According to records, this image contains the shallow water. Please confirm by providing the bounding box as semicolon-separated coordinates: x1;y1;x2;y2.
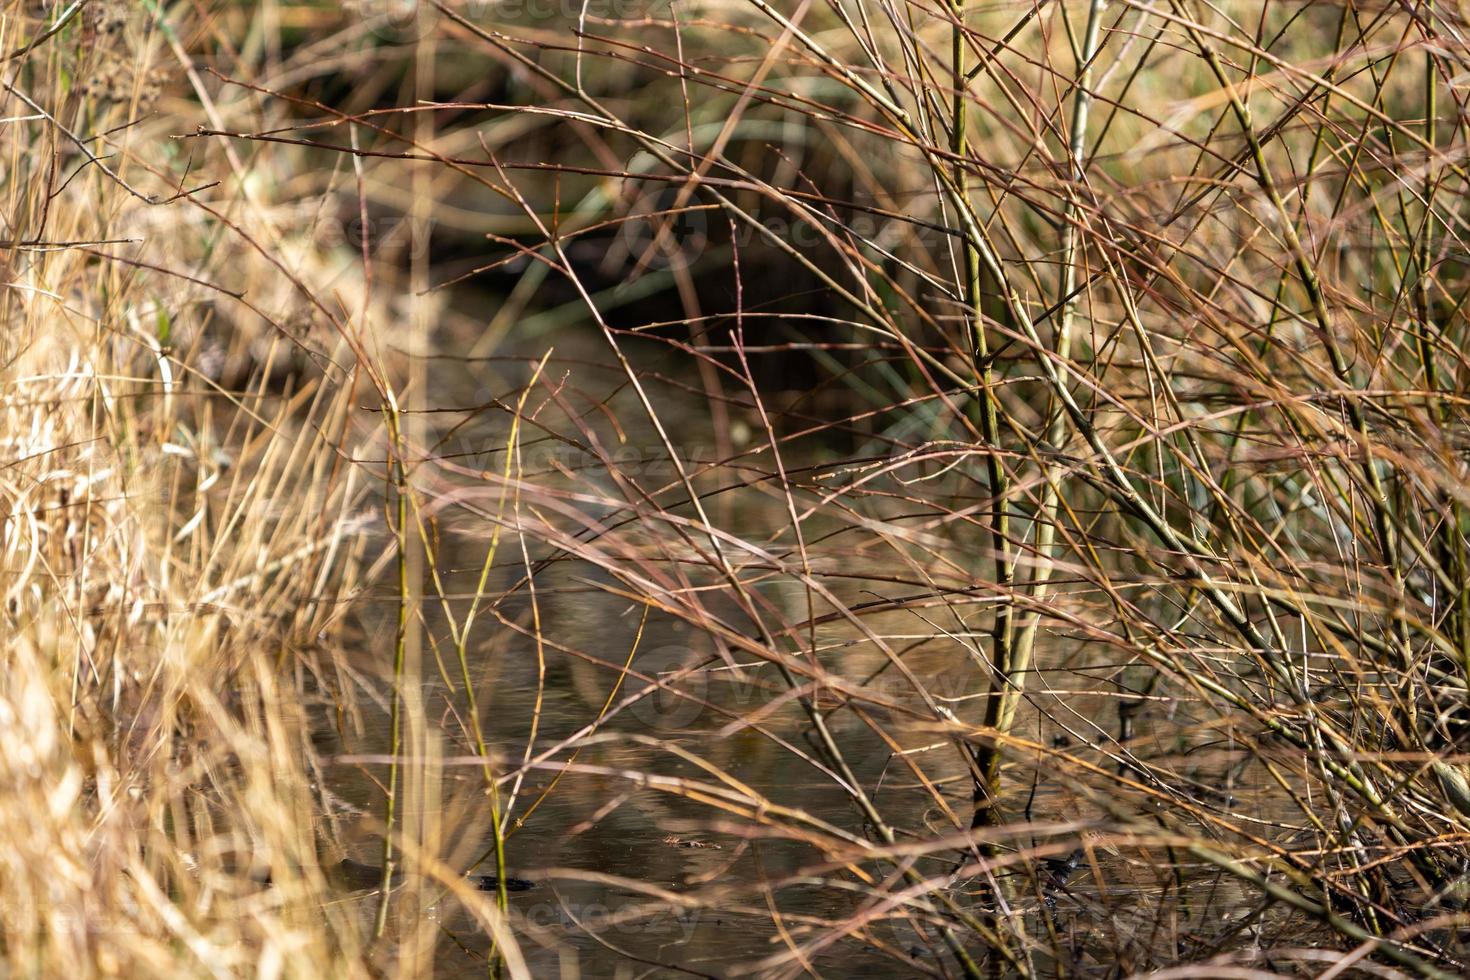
312;313;1328;977
321;537;957;974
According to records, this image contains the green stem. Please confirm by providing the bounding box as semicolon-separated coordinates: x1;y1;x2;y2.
989;0;1107;784
374;434;409;939
949;0;1016;834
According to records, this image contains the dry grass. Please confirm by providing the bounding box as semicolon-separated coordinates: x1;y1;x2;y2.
0;1;383;974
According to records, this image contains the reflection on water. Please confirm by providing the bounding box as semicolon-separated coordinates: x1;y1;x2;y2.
312;320;1321;976
323;533;938;975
